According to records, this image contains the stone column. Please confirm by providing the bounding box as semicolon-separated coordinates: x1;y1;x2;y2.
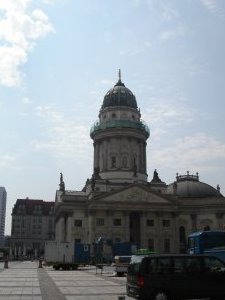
105;139;109;171
93;141;97;169
140;212;147;248
88;210;96;245
143;142;147;173
67;215;73;242
64;214;68;242
96;141;100;169
123;211;130;243
14;247;17;258
216;213;224;230
155;212;162;253
23;244;26;256
172;212;179;253
190;214;197;232
139;141;143;173
59;216;65;242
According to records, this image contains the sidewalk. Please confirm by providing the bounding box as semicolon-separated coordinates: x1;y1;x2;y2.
0;261;132;300
0;261;41;299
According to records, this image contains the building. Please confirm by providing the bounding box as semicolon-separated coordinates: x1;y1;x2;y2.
54;72;225;254
0;187;7;248
10;198;55;258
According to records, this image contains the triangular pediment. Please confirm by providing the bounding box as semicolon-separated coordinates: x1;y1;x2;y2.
94;185;173;205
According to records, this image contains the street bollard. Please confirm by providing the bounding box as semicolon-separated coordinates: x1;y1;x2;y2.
38;259;42;268
4;260;8;269
118;296;125;300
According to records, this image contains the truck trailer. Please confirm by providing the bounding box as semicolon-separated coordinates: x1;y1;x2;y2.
45;241;90;270
188;230;225;262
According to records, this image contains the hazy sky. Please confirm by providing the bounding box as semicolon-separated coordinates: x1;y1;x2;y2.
1;0;225;235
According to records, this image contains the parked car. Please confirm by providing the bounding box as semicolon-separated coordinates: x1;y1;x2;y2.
127;254;225;300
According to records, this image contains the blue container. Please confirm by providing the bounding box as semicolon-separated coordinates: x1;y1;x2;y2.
74;243;90;264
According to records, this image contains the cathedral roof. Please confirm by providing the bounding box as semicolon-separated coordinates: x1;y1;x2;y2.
167;172;222;198
101;70;137;110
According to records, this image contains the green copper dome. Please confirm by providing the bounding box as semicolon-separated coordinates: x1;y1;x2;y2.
101;72;137;110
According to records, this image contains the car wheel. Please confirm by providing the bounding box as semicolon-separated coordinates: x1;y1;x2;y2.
152;291;170;300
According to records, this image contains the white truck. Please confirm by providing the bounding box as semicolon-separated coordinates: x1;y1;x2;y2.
44;241;90;270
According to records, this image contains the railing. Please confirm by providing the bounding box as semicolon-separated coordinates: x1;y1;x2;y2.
176;172;199;182
90;119;150;136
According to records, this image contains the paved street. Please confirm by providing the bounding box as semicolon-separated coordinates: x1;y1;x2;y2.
0;261;132;300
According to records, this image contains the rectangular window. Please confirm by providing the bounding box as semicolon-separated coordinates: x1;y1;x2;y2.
75;239;81;244
113;218;121;226
74;219;82;227
96;218;104;226
148;238;155;251
164;238;171;253
162;219;171;227
147;219;154;227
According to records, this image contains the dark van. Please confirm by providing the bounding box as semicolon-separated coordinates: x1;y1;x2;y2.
127;254;225;300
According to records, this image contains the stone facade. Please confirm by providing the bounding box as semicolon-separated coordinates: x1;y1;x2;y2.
54;73;225;255
10;198;55;258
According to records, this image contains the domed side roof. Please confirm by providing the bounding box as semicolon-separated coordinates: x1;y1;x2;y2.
101;74;137;109
167;179;220;198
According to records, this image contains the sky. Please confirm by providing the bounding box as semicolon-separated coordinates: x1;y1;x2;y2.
0;0;225;235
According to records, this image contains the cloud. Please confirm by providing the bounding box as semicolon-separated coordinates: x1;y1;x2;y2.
142;98;195;138
0;154;15;167
0;0;54;87
21;96;32;104
160;26;186;41
131;0;142;8
200;0;225;17
41;0;56;4
32;106;92;160
119;41;152;57
181;57;208;76
99;79;114;85
161;4;179;21
149;133;225;171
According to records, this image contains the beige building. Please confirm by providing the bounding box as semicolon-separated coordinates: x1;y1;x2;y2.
55;73;224;254
10;198;55;258
0;187;7;247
